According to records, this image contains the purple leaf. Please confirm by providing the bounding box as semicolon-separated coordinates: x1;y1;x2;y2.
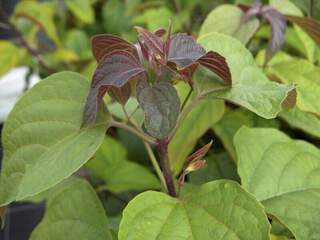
168;33;206;67
135;26;165;62
83;50;146;125
154;28;166;37
198;51;232;85
168;34;231;85
91;34;136;62
262;7;287;65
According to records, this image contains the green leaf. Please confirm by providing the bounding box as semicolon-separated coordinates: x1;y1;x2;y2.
102;0;131;35
65;30;91;59
270;235;289;240
30;178;113;240
86;136;160;193
199;5;260;44
189;153;239;185
293;25;317;63
65;0;95;24
14;1;59;44
280;107;320;138
0;41;24;76
137;80;180;139
235;126;320;240
133;7;183;32
0;71;110;206
198;33;296;119
169;98;225;175
268;59;320;114
119;180;270;240
213;108;280;160
269;0;303;16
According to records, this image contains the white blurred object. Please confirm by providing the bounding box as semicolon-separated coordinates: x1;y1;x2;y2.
0;67;40;123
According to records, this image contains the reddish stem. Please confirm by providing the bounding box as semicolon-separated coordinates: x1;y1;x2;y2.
156;138;177;197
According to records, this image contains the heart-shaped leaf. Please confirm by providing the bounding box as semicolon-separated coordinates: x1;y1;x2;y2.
30;178;113;240
0;71;110;206
118;180;270;240
198;32;295;119
137;80;180;139
235;126;320;240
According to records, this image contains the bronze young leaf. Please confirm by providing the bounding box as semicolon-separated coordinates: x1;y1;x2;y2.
83;50;146;125
82;25;231;126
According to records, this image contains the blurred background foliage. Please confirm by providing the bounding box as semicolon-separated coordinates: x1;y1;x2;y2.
0;0;320;238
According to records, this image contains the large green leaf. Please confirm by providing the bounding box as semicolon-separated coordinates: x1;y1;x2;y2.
86;136;160;193
119;180;270;240
235;126;320;240
30;178;113;240
279;107;320;138
197;33;296;119
199;5;260;44
0;71;110;206
65;0;95;24
267;59;320;115
169;98;225;174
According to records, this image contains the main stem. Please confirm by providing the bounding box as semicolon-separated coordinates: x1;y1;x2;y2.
156;138;177;197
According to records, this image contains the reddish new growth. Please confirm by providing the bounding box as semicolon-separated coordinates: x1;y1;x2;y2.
82;24;231;126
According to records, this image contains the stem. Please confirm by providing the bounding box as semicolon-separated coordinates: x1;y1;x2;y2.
0;8;54;73
143;142;167;190
110;120;156;145
180;85;193;111
156;138;177;197
169;86;229;141
169;95;201;141
309;0;315;18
